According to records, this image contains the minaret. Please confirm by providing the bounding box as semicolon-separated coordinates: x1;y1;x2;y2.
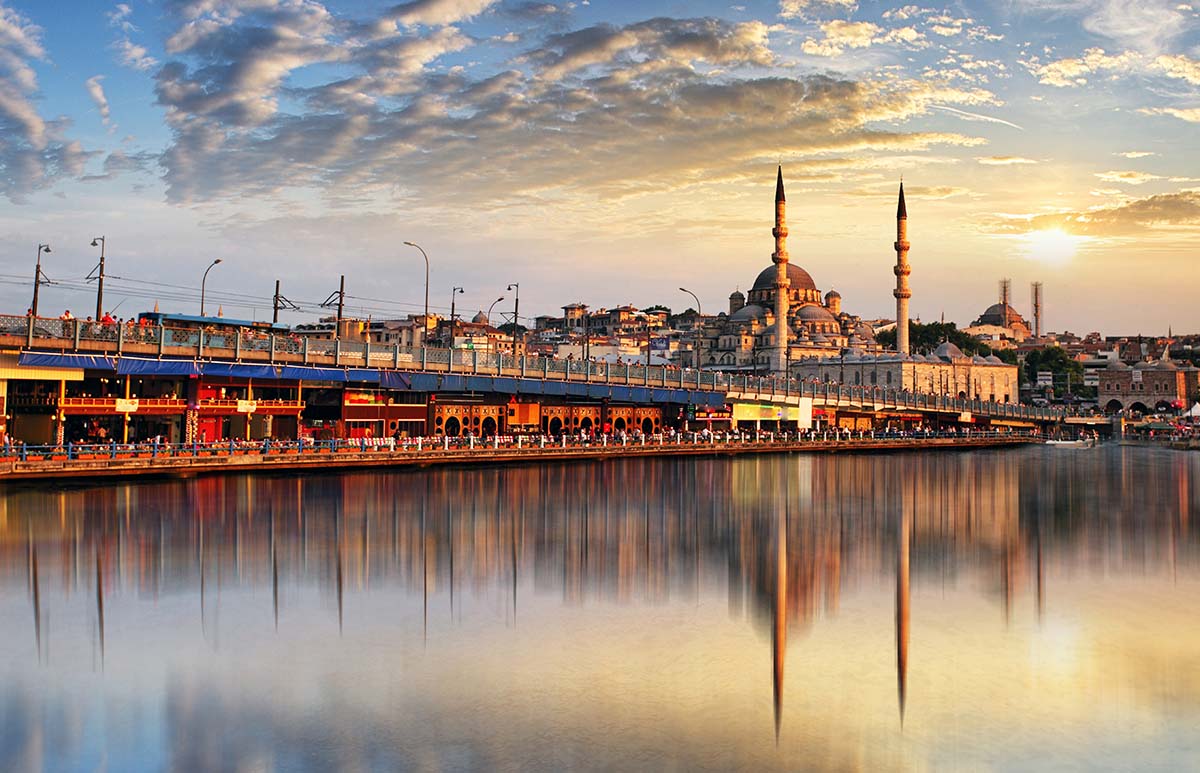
772;166;791;374
893;182;911;356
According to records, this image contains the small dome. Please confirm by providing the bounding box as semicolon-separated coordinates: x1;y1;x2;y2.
825;289;841;300
854;322;877;340
471;310;489;324
985;354;1005;365
751;263;818;293
729;289;745;301
1106;359;1131;370
976;302;1029;328
796;304;835;322
1134;361;1155;370
729;303;767;323
933;342;966;361
908;353;926;363
1156;359;1178;370
972;355;988;364
810;332;829;344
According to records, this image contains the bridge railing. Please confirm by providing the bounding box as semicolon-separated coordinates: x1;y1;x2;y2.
2;313;1066;420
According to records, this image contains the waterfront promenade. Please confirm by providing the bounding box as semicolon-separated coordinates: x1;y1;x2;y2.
0;431;1038;482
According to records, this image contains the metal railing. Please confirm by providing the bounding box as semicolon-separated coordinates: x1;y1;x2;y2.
0;314;1065;421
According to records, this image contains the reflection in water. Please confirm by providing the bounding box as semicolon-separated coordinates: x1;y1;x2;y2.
1;447;1199;770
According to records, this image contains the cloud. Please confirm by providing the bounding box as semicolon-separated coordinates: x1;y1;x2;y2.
976;156;1037;165
779;0;857;19
85;75;112;126
992;191;1200;236
1139;106;1200;122
1095;170;1164;184
142;5;991;210
1013;0;1188;56
1116;150;1156;158
116;38;158;70
388;0;499;27
1025;47;1140;87
0;4;92;201
1153;53;1200;84
800;19;926;57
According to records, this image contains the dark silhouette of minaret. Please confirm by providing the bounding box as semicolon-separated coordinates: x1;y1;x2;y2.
773;502;788;741
896;483;911;724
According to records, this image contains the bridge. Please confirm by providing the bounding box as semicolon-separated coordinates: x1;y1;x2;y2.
0;315;1063;438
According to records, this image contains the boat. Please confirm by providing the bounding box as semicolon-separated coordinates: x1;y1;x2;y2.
1045;438;1097;448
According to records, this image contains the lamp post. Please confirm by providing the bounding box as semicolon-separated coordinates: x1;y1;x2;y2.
89;237;106;320
448;286;464;346
506;283;520;355
679;287;702;369
200;259;222;317
403;241;430;345
31;243;50;318
486;296;505;324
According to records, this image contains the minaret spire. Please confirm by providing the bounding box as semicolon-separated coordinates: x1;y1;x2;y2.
893;182;911;356
772;165;790;375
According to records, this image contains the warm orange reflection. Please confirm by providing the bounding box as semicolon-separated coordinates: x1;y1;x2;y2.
0;448;1197;770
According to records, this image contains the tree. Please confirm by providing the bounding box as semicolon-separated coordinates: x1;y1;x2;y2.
876;321;998;357
1023;345;1093;400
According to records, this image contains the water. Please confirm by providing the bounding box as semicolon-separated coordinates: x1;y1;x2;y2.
1;446;1198;772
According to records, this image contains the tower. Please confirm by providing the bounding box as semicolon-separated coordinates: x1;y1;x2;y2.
772;166;791;374
1031;282;1043;338
893;183;911;355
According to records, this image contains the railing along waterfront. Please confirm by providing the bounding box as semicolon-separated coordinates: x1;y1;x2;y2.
0;429;1042;464
1;314;1064;421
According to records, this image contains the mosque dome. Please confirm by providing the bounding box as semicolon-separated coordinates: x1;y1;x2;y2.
729;303;767;323
1156;359;1178;370
853;321;877;340
796;304;835;322
471;310;489;324
976;302;1028;328
729;289;745;303
1106;360;1131;370
985;354;1005;365
1134;361;1155;370
750;263;817;293
932;342;966;361
825;289;841;300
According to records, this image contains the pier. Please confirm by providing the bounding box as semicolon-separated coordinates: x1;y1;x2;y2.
0;432;1038;482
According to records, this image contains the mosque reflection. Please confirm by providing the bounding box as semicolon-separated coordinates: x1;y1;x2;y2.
2;448;1197;739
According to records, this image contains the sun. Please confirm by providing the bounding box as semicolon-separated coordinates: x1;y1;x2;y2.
1017;228;1089;265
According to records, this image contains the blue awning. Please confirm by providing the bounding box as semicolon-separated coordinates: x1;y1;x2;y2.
610;386;632;403
202;362;280;379
566;382;588;397
587;384;610;399
19;352;115;370
117;358;201;376
629;387;650;403
651;389;672;403
543;381;567;396
493;377;518;394
440;375;466;392
278;365;347;382
345;368;381;383
517;378;543;395
380;371;411;390
409;372;439;392
467;376;492;392
705;392;727;408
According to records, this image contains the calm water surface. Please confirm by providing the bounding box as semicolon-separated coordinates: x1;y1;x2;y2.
1;447;1198;772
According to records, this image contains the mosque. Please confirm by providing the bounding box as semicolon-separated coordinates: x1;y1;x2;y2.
697;168;880;371
699;167;1020;403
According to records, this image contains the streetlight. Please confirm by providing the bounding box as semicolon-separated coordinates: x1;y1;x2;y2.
507;283;520;354
89;236;106;320
486;296;505;324
403;241;430;345
679;287;702;369
448;286;464;346
31;243;50;318
200;259;223;317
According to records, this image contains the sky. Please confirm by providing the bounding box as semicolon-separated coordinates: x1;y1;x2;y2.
0;0;1197;334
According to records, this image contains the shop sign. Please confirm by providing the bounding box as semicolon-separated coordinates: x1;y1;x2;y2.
1036;371;1054;387
237;400;257;414
1083;373;1100;387
115;399;139;414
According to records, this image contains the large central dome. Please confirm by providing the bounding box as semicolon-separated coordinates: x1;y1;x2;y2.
750;263;817;293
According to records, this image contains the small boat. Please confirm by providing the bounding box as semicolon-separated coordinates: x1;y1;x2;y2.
1045;438;1097;448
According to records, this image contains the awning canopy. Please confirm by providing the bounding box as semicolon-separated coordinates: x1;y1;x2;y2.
20;352;115;371
117;358;201;376
202;362;279;379
278;365;347;382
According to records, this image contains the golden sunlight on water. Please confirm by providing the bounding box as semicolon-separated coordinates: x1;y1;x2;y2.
0;446;1197;771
